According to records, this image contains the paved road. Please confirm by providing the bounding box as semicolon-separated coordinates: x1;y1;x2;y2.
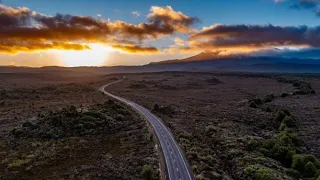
99;80;194;180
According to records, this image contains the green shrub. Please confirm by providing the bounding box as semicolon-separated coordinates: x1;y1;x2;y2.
246;139;261;151
261;132;299;166
278;122;288;132
285;169;300;179
292;154;320;178
282;116;295;127
80;115;98;122
274;110;286;123
244;166;277;180
304;162;317;178
256;168;277;180
82;111;104;119
141;165;153;180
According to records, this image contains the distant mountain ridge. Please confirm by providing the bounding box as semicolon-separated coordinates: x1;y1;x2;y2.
2;52;320;74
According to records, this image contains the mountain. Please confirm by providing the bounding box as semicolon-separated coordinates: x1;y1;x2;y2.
150;51;247;64
2;52;320;74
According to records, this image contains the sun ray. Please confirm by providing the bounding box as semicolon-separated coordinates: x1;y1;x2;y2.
57;44;113;67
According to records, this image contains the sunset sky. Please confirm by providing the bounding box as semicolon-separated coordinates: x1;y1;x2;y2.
1;0;320;67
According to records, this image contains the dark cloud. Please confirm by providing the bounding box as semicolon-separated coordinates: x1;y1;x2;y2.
188;24;320;51
0;5;198;54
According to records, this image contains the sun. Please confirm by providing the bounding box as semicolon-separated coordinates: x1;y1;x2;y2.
57;43;113;67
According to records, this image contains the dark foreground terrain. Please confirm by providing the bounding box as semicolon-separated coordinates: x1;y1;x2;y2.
106;72;320;180
1;70;320;180
0;72;159;180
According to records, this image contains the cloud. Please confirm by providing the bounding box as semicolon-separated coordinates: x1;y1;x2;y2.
112;45;159;54
0;5;198;54
131;11;141;17
171;24;320;55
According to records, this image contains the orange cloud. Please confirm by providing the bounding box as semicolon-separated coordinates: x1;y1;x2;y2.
112;45;160;54
0;5;198;54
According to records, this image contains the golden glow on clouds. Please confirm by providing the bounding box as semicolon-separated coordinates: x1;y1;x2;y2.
57;44;113;67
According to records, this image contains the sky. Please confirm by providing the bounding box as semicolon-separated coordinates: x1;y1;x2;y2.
1;0;320;67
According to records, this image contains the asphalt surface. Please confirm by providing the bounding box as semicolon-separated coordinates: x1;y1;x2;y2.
99;80;194;180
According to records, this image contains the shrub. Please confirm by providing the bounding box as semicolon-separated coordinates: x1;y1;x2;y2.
274;110;286;123
256;168;277;180
141;165;153;180
263;94;275;103
285;169;300;179
265;107;272;112
292;154;320;178
282;116;295;127
278;122;288;132
249;101;258;108
304;162;317;178
250;98;263;105
80;115;98;122
261;132;299;166
244;166;277;180
205;125;217;135
281;93;289;98
246;139;261;151
82;111;104;119
153;104;159;111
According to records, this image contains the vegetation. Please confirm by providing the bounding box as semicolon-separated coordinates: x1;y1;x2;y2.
259;108;320;179
141;165;153;180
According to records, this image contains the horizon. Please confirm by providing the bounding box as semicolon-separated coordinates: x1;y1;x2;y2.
1;0;320;67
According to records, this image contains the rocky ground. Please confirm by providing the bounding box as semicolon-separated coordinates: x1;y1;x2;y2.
0;72;159;180
107;72;320;180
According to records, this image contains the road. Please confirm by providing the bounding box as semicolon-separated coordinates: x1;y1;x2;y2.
99;80;194;180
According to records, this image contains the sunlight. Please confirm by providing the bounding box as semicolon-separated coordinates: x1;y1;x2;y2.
57;44;113;67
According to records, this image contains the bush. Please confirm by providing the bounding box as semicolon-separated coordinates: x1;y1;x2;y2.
244;166;277;180
265;107;272;112
274;110;286;123
304;162;317;178
249;101;258;108
205;125;217;135
82;111;104;119
282;116;295;127
261;132;299;166
285;169;300;179
292;154;320;178
141;165;153;180
263;94;275;103
153;104;159;111
281;93;289;98
249;98;263;105
256;168;277;180
278;122;288;132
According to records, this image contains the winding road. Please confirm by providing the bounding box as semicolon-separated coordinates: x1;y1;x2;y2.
99;80;194;180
